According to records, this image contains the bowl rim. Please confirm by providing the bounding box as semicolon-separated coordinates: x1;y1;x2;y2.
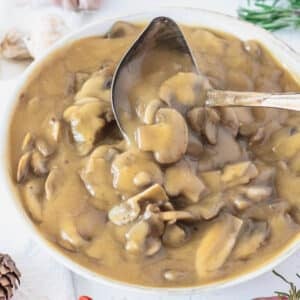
2;6;300;295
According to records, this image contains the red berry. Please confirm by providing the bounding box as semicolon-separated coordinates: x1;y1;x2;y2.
79;296;93;300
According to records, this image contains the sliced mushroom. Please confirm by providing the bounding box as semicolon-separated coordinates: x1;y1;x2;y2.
239;185;272;202
221;161;258;188
159;72;209;112
84;229;121;261
199;170;221;193
74;96;100;106
108;201;137;227
23;178;44;222
133;171;152;188
210;126;243;168
239;123;260;137
108;184;169;226
125;203;165;256
129;183;168;207
142;99;164;125
268;213;298;244
164;160;206;203
260;121;282;145
195;213;243;277
16;151;32;183
219;107;239;136
49;118;61;142
198;155;215;173
289;152;300;174
31;150;49;176
186;107;219;144
204;119;218;144
35;138;55;157
206;108;220;123
63;101;108;155
112;150;163;197
187;107;205;133
231;220;269;260
232;195;252;211
163;269;188;282
58;217;87;251
272;128;300;159
187;133;203;157
143;204;165;236
74;72;90;91
250;127;265;144
162;224;188;248
186;193;224;220
45;168;61;200
75;69;112;102
144;237;162;257
136;108;188;164
76;208;106;241
252;164;275;185
125;220;149;254
234;108;254;125
21;132;34;152
253;107;287;124
125;220;161;256
242;201;290;220
159;210;195;222
276;169;300;208
80;146;120;209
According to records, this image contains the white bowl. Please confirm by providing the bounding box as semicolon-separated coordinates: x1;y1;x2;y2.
1;7;300;295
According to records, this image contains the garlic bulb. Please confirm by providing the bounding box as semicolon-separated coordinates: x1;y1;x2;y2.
24;15;69;58
78;0;101;10
0;29;31;60
50;0;78;10
18;0;101;10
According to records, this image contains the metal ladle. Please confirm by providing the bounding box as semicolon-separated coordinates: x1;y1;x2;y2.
111;16;300;140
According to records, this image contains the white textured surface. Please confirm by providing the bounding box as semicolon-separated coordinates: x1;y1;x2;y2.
0;179;75;300
0;1;299;300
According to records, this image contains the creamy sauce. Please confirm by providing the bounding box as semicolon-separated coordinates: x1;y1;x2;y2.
9;21;300;288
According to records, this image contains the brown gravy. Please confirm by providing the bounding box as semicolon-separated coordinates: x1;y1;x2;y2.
9;21;300;287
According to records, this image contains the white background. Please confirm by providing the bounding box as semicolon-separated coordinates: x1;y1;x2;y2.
0;1;300;299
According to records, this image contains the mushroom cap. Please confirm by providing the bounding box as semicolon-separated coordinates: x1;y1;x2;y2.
23;178;44;222
231;220;269;260
59;217;87;251
80;145;120;210
221;161;258;188
108;201;140;226
159;72;209;112
164;160;206;203
162;224;188;248
75;70;112;103
63;101;109;155
195;213;243;277
108;184;169;226
136;108;188;164
112;150;164;197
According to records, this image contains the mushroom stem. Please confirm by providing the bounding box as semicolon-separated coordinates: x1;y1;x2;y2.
159;210;195;222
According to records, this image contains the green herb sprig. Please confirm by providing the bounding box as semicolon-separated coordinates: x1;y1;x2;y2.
238;0;300;31
273;270;300;299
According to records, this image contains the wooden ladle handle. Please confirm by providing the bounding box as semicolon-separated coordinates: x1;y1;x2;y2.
206;90;300;111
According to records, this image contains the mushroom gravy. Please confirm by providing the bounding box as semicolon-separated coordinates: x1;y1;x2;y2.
9;21;300;287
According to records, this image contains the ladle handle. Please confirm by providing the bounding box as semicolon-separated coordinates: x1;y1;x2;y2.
206;90;300;111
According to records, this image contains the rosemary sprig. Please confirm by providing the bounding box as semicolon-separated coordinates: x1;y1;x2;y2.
238;0;300;31
273;270;300;299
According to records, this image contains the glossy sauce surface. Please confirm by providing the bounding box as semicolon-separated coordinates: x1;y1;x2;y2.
9;21;300;287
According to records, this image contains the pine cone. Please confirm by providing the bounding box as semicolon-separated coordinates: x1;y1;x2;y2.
0;254;21;300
